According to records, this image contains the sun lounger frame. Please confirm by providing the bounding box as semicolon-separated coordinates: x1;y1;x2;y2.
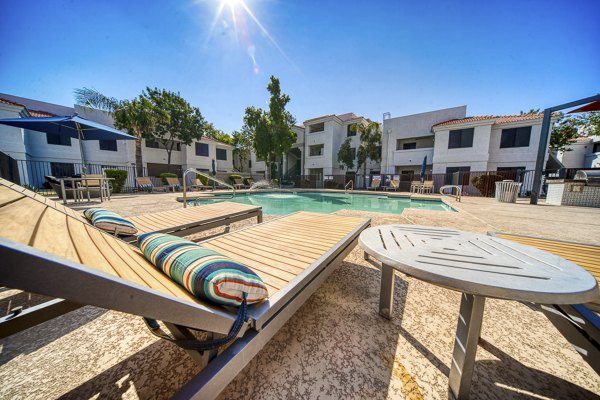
0;194;369;399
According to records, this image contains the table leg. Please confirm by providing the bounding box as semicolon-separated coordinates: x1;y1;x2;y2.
449;293;486;400
379;263;395;319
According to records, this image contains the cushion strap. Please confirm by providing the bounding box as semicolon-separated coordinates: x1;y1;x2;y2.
143;295;248;352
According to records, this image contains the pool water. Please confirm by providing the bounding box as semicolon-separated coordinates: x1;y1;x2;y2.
187;192;454;215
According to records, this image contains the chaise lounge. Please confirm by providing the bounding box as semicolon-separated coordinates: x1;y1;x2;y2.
0;179;370;399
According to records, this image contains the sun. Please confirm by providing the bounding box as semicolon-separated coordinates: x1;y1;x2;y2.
220;0;241;6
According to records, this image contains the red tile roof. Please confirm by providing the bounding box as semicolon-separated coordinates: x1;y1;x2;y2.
0;97;25;107
432;114;546;128
28;109;56;117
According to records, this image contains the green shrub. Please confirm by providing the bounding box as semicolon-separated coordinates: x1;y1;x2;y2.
196;174;209;185
228;174;242;183
159;172;177;185
471;174;504;197
104;169;128;193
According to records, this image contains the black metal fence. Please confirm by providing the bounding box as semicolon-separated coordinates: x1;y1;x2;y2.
285;169;570;198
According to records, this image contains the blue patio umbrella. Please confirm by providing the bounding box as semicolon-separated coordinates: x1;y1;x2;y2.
0;114;135;173
420;155;427;182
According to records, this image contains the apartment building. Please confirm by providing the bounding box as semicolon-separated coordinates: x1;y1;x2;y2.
0;93;234;186
431;114;558;174
249;125;304;177
557;136;600;168
302;112;379;178
380;106;467;175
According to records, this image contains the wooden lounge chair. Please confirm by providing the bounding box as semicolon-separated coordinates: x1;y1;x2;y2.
389;179;400;191
420;180;434;194
232;178;247;190
190;178;210;191
165;177;182;192
0;179;370;399
245;177;255;187
490;232;600;375
136;176;167;193
367;177;381;190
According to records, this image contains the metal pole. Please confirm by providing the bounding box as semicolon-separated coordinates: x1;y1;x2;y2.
75;122;87;176
530;109;552;204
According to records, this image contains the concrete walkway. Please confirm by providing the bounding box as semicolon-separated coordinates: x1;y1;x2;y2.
0;191;598;399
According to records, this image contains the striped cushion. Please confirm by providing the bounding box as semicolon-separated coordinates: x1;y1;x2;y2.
139;183;153;189
137;233;268;306
83;208;138;235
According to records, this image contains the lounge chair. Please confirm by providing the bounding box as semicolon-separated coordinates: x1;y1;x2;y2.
420;180;434;194
190;178;210;191
367;177;381;190
0;178;370;399
136;176;166;193
389;179;400;191
232;178;247;190
246;177;255;187
490;232;600;375
165;177;182;192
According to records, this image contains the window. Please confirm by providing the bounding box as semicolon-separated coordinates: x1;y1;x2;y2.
249;160;252;168
448;128;474;149
496;166;525;172
309;144;324;156
594;143;600;153
50;162;75;177
99;140;117;151
145;139;181;151
403;142;417;150
216;148;228;160
347;124;356;137
500;126;531;148
46;133;71;146
309;123;325;133
496;166;525;180
195;142;209;156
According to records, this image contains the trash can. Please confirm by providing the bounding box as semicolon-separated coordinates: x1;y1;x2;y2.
495;180;522;203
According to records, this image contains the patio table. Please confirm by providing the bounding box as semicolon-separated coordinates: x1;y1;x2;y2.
59;177;114;205
359;224;599;400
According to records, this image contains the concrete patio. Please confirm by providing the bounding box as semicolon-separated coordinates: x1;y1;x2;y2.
0;191;599;399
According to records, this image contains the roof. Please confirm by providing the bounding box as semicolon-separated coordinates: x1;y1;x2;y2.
0;93;74;116
432;114;547;128
28;109;56;117
304;112;364;124
0;97;25;108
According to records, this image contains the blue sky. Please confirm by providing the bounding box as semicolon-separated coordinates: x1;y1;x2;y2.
1;0;599;133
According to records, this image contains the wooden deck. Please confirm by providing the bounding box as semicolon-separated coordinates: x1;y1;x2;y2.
498;233;600;310
0;179;367;304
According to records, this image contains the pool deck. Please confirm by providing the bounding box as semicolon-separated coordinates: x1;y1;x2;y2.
1;190;599;399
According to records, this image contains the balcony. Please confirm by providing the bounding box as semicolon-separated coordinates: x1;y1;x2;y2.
390;147;434;166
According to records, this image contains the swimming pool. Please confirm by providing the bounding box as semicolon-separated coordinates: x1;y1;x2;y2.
185;192;454;215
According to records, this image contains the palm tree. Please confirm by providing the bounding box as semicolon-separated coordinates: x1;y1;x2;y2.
74;88;147;176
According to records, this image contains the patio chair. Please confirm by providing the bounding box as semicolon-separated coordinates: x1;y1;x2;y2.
389;179;400;191
245;177;255;187
421;180;434;194
0;178;370;400
165;177;182;192
136;176;166;193
410;180;422;193
490;232;600;375
367;177;381;190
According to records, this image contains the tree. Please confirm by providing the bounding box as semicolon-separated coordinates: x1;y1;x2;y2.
205;122;233;145
337;138;355;172
232;129;252;172
550;117;579;152
575;112;600;137
243;76;296;180
354;121;382;187
520;109;541;115
142;88;206;170
74;88;149;176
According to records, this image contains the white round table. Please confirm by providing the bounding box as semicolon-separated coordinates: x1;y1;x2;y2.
359;224;599;400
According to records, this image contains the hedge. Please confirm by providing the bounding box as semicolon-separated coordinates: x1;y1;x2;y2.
104;169;128;193
159;172;178;185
